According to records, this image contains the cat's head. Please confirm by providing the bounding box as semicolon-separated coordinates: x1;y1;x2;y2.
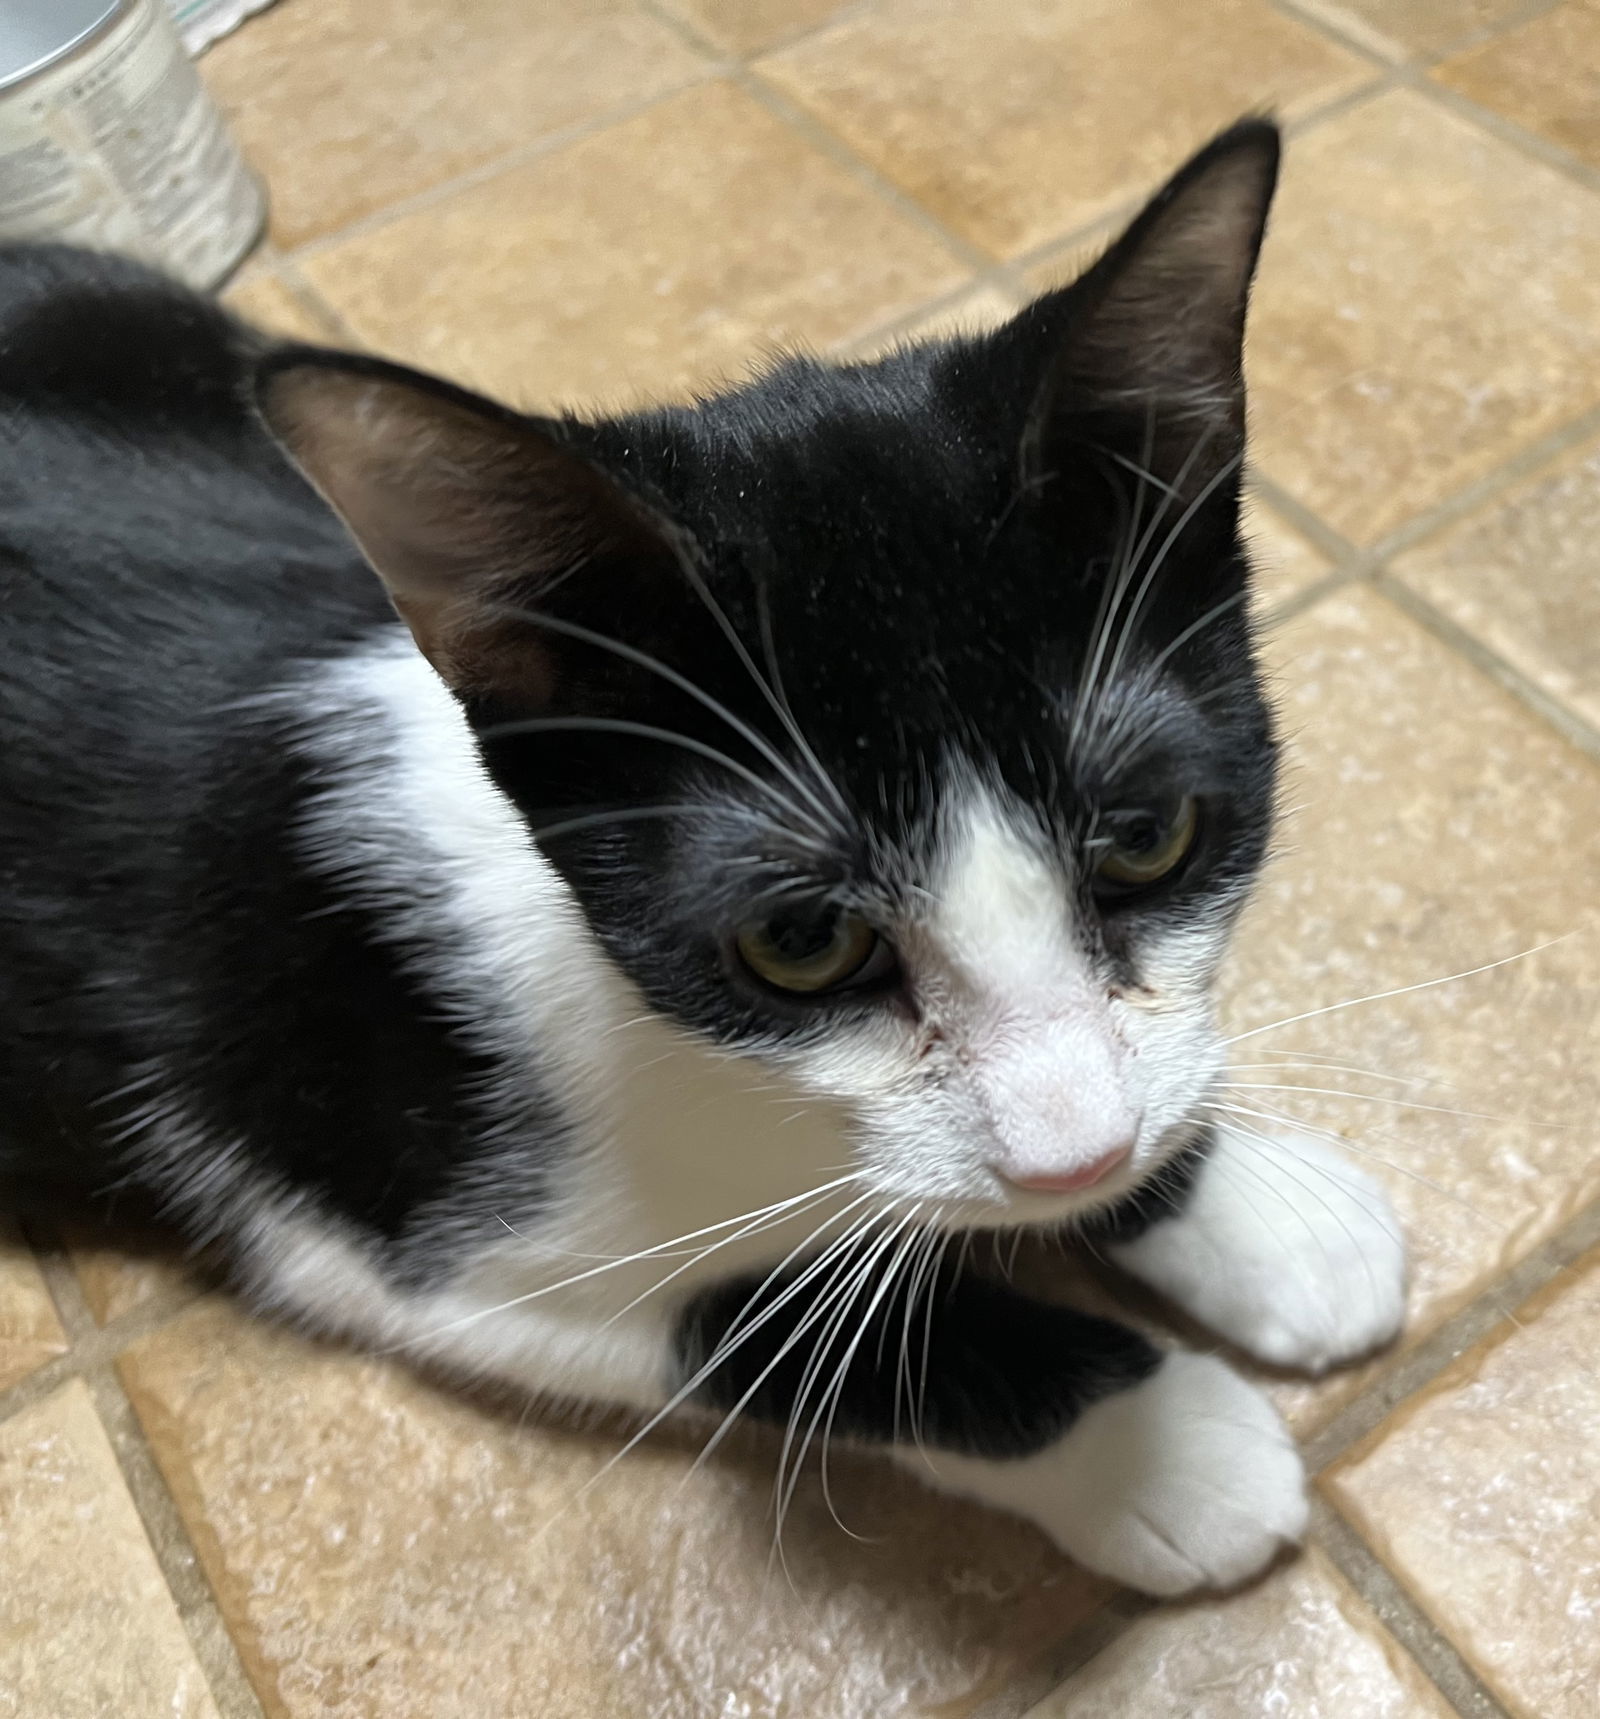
259;121;1281;1233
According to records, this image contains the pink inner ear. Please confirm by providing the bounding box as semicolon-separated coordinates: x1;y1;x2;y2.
1022;122;1275;490
260;361;686;704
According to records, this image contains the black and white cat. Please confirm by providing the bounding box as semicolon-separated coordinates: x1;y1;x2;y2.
0;121;1405;1595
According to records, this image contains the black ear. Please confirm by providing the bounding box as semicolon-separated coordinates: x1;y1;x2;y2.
256;351;683;706
1022;119;1280;496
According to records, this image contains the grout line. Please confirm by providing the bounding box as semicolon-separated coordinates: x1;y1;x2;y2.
745;49;1399;351
1365;427;1579;558
273;255;364;347
1247;469;1366;569
1403;68;1600;195
30;1229;100;1346
1420;0;1570;64
219;235;281;294
1251;395;1600;632
634;0;745;60
0;1348;84;1429
1013;1189;1600;1715
16;1232;267;1716
1006;69;1397;293
1006;214;1119;291
1313;1501;1516;1719
831;270;1025;357
1269;0;1566;69
1266;0;1413;66
31;1230;209;1355
633;0;988;273
644;0;874;63
82;1362;271;1719
278;70;725;268
1305;1193;1600;1475
0;1230;206;1430
1262;564;1363;627
732;66;992;271
1373;577;1600;765
970;1597;1156;1719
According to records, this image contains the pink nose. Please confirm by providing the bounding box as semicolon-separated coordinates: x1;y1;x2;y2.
1004;1146;1131;1196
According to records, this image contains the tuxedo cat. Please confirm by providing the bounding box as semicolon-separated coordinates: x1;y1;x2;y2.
0;120;1405;1595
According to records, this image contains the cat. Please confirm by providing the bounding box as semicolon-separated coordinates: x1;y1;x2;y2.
0;118;1406;1596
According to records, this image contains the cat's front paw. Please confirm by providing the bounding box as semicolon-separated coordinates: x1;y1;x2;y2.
1111;1124;1407;1373
914;1354;1307;1595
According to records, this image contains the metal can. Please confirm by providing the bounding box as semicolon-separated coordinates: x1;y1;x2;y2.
0;0;265;289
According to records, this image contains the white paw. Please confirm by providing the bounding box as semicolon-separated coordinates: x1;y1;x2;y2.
1110;1125;1407;1373
904;1354;1307;1596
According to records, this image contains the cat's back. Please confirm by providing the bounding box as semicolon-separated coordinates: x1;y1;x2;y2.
0;248;432;1204
0;244;394;799
0;244;382;654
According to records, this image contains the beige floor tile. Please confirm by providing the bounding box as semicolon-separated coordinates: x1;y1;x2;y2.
1288;0;1543;60
302;81;966;409
0;1228;67;1393
0;1380;220;1718
1019;233;1114;298
1024;1546;1453;1716
759;0;1371;258
223;272;341;343
1435;0;1600;169
850;280;1023;356
1390;431;1600;734
121;1302;1102;1719
660;0;861;56
1216;588;1600;1399
1326;1249;1600;1718
70;1236;191;1328
1244;491;1335;611
1249;91;1600;544
201;0;709;248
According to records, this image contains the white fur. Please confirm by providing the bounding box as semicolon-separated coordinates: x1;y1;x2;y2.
808;779;1232;1226
896;1353;1307;1595
245;1208;673;1412
226;640;870;1395
204;646;1253;1391
281;648;1239;1275
1109;1123;1408;1372
116;637;1357;1597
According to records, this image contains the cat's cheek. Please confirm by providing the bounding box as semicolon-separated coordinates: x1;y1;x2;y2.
896;1353;1307;1595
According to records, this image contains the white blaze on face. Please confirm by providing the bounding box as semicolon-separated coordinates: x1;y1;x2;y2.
923;784;1141;1188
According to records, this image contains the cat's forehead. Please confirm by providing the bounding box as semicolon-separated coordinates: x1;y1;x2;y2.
921;778;1076;980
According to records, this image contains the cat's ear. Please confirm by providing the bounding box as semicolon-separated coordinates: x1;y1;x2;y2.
1021;118;1280;494
256;352;682;704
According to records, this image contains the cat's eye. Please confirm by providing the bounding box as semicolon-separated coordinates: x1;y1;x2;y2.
735;907;883;995
1092;795;1200;893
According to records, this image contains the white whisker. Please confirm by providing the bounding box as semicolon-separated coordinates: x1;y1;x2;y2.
1224;936;1576;1048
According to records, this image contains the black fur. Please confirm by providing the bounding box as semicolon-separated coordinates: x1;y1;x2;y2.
677;1257;1162;1459
0;247;547;1250
1;119;1281;1468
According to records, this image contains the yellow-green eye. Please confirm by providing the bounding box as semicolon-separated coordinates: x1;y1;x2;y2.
1093;795;1200;891
735;908;881;994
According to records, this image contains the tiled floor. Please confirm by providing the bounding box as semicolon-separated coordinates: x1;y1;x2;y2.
2;1;1598;1714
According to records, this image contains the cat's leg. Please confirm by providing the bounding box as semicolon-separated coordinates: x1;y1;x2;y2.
1088;1123;1407;1373
675;1264;1306;1595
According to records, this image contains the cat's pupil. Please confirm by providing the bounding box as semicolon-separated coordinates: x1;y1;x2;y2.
765;907;839;961
1122;816;1163;854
